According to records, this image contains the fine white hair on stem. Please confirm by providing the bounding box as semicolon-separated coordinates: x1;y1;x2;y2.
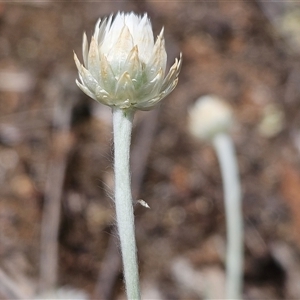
113;108;140;299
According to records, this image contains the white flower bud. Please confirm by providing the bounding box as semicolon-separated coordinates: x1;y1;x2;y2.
188;95;233;140
74;12;182;111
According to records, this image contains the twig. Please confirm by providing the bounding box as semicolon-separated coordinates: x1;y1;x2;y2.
0;268;28;300
38;74;77;293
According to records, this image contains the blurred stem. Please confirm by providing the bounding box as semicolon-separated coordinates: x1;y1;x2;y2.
39;94;74;293
212;133;243;300
112;107;140;300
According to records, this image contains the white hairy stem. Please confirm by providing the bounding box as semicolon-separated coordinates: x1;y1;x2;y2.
213;133;243;300
112;107;140;300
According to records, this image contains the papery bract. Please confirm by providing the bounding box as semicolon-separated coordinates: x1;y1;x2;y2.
74;12;182;110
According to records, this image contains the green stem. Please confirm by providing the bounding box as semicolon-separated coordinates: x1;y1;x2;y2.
112;107;140;300
213;133;243;300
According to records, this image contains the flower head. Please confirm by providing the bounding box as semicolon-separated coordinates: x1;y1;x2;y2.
74;12;182;111
188;95;233;140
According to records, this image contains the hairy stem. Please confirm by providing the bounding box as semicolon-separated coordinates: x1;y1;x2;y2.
213;133;243;300
112;107;140;300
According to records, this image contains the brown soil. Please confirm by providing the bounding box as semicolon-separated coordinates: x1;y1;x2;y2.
1;1;300;299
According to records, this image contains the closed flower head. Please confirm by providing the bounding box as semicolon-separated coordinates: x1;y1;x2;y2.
74;12;182;111
189;95;233;140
